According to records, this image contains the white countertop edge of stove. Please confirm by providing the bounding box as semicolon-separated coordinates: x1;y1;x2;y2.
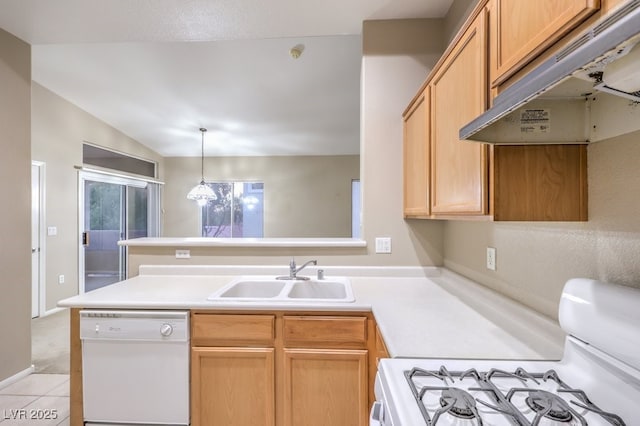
118;237;367;248
57;265;565;361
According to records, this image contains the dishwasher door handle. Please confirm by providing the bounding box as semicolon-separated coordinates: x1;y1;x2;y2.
369;401;383;426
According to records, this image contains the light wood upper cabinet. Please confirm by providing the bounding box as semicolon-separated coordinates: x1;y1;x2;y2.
430;10;489;216
400;2;589;222
490;0;600;87
493;145;588;221
403;87;430;218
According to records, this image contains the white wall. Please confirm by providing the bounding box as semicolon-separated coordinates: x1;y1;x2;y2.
128;19;447;271
444;133;640;319
163;155;359;238
0;28;31;382
360;19;445;265
443;0;478;44
31;83;164;311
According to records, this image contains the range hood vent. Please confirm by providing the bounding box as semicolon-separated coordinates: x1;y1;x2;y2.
461;0;640;144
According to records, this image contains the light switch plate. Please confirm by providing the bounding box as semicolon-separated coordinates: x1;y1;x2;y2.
175;249;191;259
375;237;392;254
486;247;496;271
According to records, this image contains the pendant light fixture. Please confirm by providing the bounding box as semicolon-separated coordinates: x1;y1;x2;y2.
187;127;216;206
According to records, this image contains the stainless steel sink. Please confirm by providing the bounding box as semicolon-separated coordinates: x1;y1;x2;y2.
207;276;354;302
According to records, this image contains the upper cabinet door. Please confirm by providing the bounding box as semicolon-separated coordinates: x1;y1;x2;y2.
403;87;430;218
491;0;600;87
430;9;489;216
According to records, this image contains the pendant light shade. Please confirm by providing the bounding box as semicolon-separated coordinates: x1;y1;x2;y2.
187;128;217;206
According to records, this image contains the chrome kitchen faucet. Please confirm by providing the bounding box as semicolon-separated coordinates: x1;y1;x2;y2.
277;258;317;280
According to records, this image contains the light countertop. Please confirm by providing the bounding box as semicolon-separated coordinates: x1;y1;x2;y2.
118;237;367;248
58;265;565;360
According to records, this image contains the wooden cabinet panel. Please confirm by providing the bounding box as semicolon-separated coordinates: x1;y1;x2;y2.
399;2;590;222
192;313;274;346
493;145;588;221
375;326;390;365
491;0;600;87
70;309;83;426
403;87;430;217
283;315;367;347
191;347;275;426
431;10;489;216
283;349;368;426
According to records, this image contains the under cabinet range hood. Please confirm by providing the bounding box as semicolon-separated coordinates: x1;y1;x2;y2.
461;0;640;144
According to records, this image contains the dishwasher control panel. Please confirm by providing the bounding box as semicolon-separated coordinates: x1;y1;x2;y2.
79;310;189;341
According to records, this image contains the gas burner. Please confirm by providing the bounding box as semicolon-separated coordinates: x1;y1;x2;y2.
524;390;573;422
402;365;629;425
439;388;477;419
507;388;587;425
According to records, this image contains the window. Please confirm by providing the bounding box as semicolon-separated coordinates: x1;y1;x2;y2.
201;182;264;238
83;143;157;178
352;179;361;238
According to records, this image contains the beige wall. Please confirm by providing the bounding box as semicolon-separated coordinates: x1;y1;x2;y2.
31;83;164;311
129;19;447;270
163;155;359;238
0;29;31;381
444;132;640;319
360;19;445;265
443;0;479;44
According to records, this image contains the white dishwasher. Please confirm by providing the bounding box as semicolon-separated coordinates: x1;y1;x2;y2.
80;310;190;426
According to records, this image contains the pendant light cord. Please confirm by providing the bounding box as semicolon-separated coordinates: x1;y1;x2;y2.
199;127;207;182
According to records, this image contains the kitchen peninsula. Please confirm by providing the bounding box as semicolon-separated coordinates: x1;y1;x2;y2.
59;264;564;426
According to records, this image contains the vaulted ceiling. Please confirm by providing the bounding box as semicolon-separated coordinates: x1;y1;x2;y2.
0;0;454;156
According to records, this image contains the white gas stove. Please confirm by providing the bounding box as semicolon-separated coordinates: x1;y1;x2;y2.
372;278;640;425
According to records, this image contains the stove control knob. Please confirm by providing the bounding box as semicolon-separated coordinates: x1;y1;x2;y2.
160;323;173;337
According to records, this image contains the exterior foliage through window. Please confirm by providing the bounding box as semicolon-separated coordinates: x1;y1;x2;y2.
200;182;263;238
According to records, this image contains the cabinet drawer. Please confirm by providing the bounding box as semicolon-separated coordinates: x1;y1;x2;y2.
283;316;367;346
192;314;275;346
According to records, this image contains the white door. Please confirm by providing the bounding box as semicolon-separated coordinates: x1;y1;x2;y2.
31;163;43;318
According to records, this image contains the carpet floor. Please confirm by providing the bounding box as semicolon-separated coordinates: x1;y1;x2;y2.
32;309;70;374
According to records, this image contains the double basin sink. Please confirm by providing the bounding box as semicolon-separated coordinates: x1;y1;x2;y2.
207;276;355;303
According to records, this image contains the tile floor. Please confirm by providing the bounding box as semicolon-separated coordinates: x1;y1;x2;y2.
0;374;69;425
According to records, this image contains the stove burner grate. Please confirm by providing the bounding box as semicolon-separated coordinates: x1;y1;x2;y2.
439;388;476;419
403;366;627;426
508;387;587;425
524;390;573;422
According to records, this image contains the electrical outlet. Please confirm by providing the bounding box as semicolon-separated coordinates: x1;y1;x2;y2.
375;237;392;254
175;249;191;259
486;247;496;271
58;274;65;284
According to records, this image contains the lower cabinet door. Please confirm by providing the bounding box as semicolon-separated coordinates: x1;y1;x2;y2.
191;347;275;426
283;348;368;426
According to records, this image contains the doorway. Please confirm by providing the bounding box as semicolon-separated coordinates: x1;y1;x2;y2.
79;171;159;293
31;162;45;318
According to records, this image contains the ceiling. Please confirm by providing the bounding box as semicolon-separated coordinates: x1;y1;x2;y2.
0;0;454;157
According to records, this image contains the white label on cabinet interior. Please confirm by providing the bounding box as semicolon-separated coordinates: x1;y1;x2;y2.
520;108;550;133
